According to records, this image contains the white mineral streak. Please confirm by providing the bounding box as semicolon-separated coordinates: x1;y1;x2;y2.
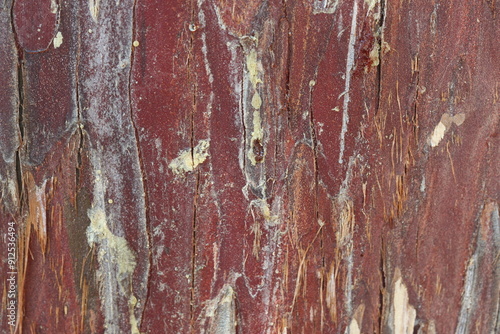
339;0;359;164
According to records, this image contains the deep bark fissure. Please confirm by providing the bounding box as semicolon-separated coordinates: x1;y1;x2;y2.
495;296;500;334
281;0;292;123
15;59;24;205
372;7;391;330
11;7;26;331
239;41;247;184
188;0;198;327
269;39;280;184
307;68;322;314
412;74;422;262
190;170;201;330
304;12;339;329
375;0;386;117
75;112;84;186
75;13;83;187
412;62;420;145
127;0;152;328
11;0;25;203
378;239;387;334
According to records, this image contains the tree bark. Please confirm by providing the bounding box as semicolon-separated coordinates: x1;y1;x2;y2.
1;0;498;333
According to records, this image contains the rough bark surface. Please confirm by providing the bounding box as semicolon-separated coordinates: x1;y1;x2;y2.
1;0;498;333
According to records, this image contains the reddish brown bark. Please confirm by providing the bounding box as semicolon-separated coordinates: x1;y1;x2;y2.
1;0;498;333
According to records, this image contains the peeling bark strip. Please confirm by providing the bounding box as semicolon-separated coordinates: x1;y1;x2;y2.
204;285;238;334
0;0;498;333
78;0;150;332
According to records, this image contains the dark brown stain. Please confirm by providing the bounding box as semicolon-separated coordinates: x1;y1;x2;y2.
253;138;264;163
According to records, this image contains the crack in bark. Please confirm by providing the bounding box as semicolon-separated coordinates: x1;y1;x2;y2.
239;41;247;186
307;60;323;326
127;0;152;329
188;0;199;328
280;0;292;125
373;11;391;330
495;295;500;334
11;4;26;331
15;56;24;205
375;0;386;118
71;7;94;333
378;237;387;334
75;11;84;189
190;170;202;330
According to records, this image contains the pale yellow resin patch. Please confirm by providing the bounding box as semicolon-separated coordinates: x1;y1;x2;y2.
245;47;266;164
50;0;58;13
365;0;379;13
369;41;380;67
430;121;447;147
251;110;263;140
169;140;210;175
245;50;262;89
87;208;137;278
251;199;278;223
129;295;140;334
430;113;465;147
251;92;262;109
53;31;63;48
